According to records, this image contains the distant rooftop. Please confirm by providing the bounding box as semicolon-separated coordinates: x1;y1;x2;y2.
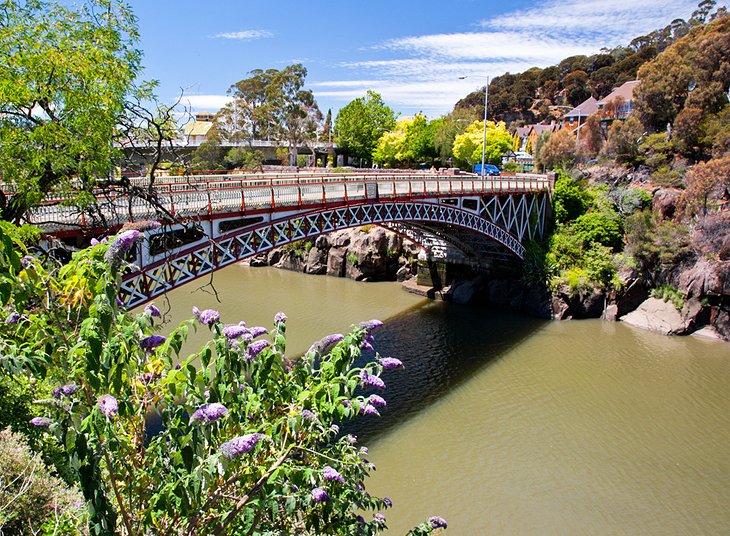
598;80;641;106
565;96;599;118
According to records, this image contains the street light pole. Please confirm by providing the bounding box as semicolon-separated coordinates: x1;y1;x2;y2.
481;77;489;178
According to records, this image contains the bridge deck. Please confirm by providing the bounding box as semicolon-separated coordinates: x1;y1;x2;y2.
26;171;552;232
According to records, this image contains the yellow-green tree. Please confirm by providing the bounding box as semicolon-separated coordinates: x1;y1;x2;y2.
452;120;512;166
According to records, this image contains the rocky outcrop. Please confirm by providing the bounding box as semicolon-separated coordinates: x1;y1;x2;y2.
620;297;689;335
251;227;420;282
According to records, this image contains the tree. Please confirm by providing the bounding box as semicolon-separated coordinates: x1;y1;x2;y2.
536;129;577;171
601;115;645;165
684;156;730;215
451;120;512;167
432;108;473;164
190;125;226;171
0;0;141;223
0;225;448;535
334;91;396;167
217;65;322;166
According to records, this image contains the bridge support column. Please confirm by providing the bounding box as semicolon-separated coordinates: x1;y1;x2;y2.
415;250;446;290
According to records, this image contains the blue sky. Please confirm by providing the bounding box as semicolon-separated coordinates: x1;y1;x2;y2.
128;0;713;119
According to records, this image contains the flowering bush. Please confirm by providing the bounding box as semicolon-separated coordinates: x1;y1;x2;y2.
0;225;446;535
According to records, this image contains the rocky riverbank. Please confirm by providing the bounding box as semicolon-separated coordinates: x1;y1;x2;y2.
248;222;729;342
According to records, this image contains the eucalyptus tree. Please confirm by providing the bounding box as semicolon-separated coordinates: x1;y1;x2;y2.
216;64;322;166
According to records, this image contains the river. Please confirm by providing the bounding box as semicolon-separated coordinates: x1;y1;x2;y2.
148;264;730;535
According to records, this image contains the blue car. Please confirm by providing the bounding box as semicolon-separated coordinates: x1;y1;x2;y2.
473;164;501;177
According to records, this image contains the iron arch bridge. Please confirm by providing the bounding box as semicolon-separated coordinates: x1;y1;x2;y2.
30;170;553;308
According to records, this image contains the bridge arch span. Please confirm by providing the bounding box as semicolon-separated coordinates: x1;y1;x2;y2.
121;200;526;308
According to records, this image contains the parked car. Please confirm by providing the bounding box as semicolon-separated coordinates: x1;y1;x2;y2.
473;164;501;177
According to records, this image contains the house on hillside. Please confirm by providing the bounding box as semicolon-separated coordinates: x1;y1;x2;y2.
526;122;561;155
562;96;599;134
514;125;532;152
597;80;641;122
182;112;215;145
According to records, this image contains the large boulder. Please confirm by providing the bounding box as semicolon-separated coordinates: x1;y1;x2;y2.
652;188;682;220
620;297;699;335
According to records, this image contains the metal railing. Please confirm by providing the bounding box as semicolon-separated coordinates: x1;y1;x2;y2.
27;172;552;232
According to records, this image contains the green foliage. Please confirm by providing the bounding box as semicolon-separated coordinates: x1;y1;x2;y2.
451;120;512;166
334;91;396;166
502;161;520;172
572;212;623;251
347;251;359;266
373;114;437;167
0;427;86;535
649;166;684;187
217;64;321;152
552;174;595;224
0;0;142;222
225;147;264;170
0;225;444;535
624;210;693;269
650;284;687;310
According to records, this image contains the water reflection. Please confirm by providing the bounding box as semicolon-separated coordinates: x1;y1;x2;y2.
351;302;548;442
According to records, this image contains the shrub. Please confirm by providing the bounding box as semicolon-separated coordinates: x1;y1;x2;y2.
0;226;445;535
552;174;595;224
625;210;693;270
0;428;86;535
650;284;686;310
572;212;623;251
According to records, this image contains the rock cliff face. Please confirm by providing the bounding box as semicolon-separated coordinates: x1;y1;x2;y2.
250;227;421;282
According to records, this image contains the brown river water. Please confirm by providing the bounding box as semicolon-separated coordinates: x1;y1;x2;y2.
145;264;730;535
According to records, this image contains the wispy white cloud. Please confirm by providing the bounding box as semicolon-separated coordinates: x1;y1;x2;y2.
181;95;232;113
328;0;702;115
211;29;273;40
483;0;698;42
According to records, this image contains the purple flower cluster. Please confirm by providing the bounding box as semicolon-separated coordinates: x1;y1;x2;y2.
301;409;316;420
97;394;118;418
21;255;34;269
361;404;381;417
60;384;79;396
197;309;220;326
144;303;161;317
374;513;386;523
306;333;344;355
359;369;385;390
104;230;141;268
244;340;270;361
311;487;330;502
368;394;387;408
428;516;447;529
323;466;345;483
5;312;20;324
29;417;52;427
249;326;268;338
274;311;287;324
140;335;166;352
383;497;393;507
359;319;383;330
222;325;248;340
219;433;263;460
379;357;404;369
190;402;228;423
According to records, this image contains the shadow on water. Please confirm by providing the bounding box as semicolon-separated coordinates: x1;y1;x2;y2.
347;300;549;444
